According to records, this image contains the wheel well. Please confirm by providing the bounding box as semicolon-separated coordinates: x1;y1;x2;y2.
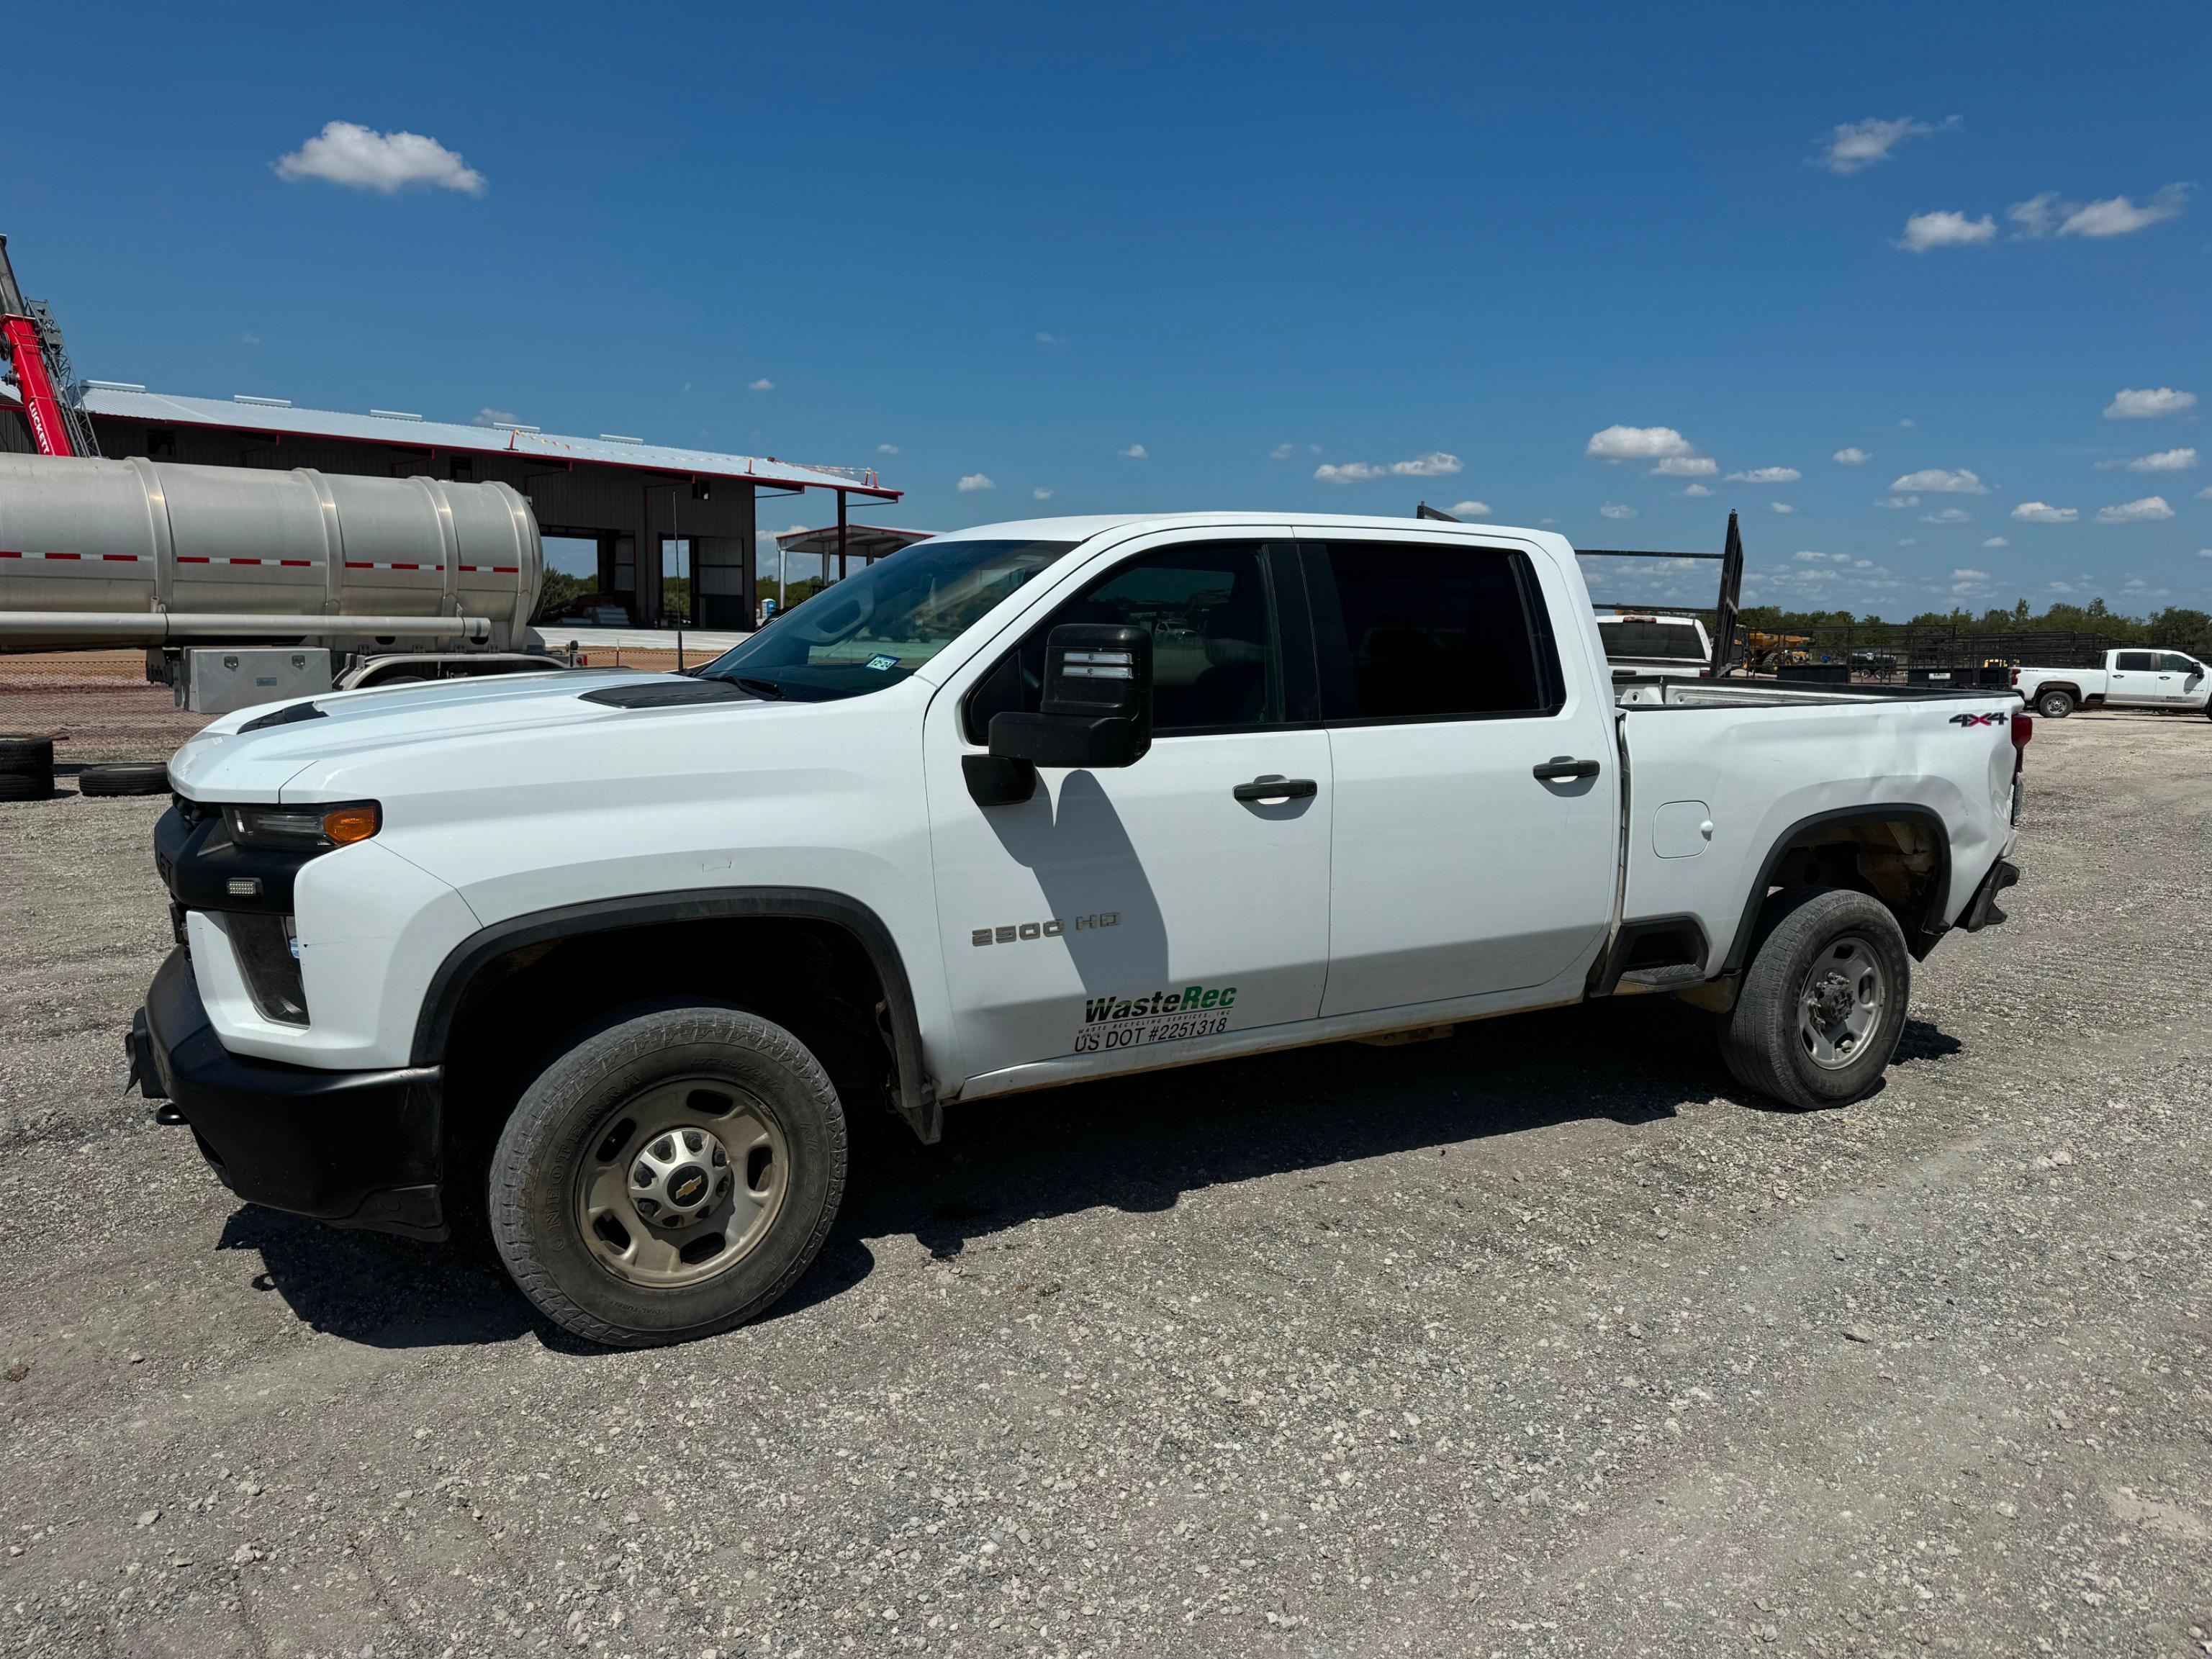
438;915;902;1202
2035;682;2080;702
1726;811;1949;973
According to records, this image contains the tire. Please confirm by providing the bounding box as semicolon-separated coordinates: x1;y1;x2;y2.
1720;887;1912;1111
2035;689;2074;718
488;1005;847;1347
78;761;171;797
0;734;55;772
0;769;52;801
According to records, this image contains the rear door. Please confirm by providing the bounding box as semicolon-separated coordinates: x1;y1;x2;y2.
1302;530;1620;1018
2108;650;2162;705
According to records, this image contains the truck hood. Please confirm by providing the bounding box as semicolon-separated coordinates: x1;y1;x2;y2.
168;671;784;802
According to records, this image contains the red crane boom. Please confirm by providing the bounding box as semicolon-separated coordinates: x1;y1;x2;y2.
0;234;94;458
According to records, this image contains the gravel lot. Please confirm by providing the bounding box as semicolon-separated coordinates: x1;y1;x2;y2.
2;711;2208;1658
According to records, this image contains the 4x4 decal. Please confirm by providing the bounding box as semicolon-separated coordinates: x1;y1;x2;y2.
1949;711;2008;727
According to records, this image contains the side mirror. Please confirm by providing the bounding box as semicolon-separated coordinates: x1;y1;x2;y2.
986;623;1153;773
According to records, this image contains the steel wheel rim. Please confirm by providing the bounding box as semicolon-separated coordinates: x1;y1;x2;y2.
1797;934;1886;1070
572;1075;790;1289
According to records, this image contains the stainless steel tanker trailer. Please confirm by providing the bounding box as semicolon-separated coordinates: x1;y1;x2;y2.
0;453;564;708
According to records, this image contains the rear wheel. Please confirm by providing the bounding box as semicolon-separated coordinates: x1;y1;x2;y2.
488;1005;847;1347
1720;888;1911;1111
2036;689;2074;718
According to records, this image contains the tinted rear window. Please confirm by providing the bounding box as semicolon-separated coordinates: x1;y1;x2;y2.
1322;543;1561;720
1598;618;1706;661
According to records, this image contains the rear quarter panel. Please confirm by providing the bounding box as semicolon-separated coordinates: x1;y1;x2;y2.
1620;695;2018;970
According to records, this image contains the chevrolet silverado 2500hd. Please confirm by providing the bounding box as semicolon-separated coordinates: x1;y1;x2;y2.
131;514;2028;1346
2012;648;2211;718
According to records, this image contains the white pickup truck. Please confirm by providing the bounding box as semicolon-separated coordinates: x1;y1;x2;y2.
131;513;2027;1346
2012;648;2211;719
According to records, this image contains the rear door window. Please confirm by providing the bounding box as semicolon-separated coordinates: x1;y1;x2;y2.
2114;651;2157;671
1307;542;1564;722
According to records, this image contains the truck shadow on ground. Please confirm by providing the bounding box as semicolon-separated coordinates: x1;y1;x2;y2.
224;995;1964;1350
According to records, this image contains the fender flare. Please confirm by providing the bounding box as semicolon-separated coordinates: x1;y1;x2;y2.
1720;805;1953;973
410;887;942;1142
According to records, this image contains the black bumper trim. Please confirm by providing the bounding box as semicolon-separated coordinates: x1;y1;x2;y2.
1959;856;2021;933
136;948;448;1240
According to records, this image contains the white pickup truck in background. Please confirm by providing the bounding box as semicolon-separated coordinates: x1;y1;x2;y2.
2013;648;2211;718
132;512;2028;1346
1594;610;1714;677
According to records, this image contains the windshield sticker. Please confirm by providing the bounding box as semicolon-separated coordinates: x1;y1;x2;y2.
1071;983;1236;1054
864;654;903;672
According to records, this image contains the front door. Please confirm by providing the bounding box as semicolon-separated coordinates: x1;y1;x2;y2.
1301;532;1620;1018
922;538;1332;1087
2157;652;2206;707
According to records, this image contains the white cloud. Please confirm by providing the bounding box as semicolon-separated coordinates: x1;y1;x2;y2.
1817;115;1954;175
1920;507;1973;524
274;121;487;195
1268;443;1295;461
471;407;519;428
1393;451;1463;477
2013;183;2192;240
1031;487;1054;502
1898;211;1996;253
2201;486;2212;500
1314;450;1462;484
1952;567;1990;581
1119;444;1147;460
1449;499;1493;518
2010;501;2078;523
2048;581;2077;594
1586;425;1694;461
1035;332;1065;346
1891;467;1987;494
2117;448;2198;472
1897;537;1919;547
1678;483;1714;498
1651;456;1717;477
876;443;900;456
1792;549;1827;563
1599;503;1637;520
2105;387;2198;420
748;378;775;392
1874;494;1920;510
1728;466;1802;484
2199;549;2212;559
1768;502;1796;514
1982;536;2009;548
2097;495;2175;523
956;473;996;493
1833;447;1872;466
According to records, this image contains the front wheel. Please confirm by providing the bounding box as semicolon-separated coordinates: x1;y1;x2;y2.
1720;888;1911;1110
488;1005;847;1347
2036;689;2074;718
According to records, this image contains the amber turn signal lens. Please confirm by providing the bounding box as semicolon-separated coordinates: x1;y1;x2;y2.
322;805;381;844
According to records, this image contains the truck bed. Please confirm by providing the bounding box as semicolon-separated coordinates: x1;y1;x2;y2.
1611;675;2020;981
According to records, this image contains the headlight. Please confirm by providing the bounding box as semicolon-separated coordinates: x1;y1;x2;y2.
225;800;381;850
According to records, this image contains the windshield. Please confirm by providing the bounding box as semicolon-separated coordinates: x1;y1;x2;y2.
698;538;1078;701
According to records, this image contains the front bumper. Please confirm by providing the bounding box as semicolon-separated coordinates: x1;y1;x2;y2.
132;947;448;1239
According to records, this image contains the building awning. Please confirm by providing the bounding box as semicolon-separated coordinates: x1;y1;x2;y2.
772;524;934;561
4;384;899;499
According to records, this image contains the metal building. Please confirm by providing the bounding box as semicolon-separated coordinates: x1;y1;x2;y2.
0;384;900;630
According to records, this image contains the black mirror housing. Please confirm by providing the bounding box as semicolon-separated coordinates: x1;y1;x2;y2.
986;623;1152;774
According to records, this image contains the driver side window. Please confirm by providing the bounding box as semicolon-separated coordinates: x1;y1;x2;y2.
965;543;1288;743
2159;653;2199;674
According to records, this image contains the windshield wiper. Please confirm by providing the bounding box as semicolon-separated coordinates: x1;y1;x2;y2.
729;675;785;700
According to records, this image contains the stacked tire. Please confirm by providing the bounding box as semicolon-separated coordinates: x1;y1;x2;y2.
0;734;55;802
79;761;171;797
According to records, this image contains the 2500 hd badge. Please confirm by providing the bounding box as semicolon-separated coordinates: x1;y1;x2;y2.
1073;984;1238;1053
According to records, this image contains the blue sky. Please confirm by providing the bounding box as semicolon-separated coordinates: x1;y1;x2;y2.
8;1;2206;617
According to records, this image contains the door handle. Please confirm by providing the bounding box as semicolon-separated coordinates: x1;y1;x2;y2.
1532;756;1601;782
1233;774;1317;802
